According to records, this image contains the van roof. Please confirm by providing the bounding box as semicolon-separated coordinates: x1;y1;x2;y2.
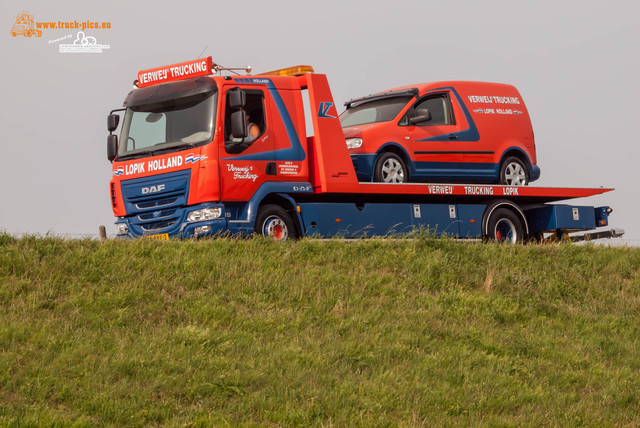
344;88;419;108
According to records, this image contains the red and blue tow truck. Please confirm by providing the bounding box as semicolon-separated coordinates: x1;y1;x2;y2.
106;57;622;242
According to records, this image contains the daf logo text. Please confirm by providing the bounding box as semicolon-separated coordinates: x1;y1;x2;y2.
141;184;165;194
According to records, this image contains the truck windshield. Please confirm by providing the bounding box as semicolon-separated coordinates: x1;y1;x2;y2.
117;92;217;160
339;96;412;128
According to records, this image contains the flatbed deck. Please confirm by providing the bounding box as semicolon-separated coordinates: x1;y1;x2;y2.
314;182;614;204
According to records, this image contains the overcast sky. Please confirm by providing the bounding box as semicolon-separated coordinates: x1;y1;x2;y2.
1;0;638;243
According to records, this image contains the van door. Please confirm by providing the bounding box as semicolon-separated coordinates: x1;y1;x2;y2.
404;90;493;182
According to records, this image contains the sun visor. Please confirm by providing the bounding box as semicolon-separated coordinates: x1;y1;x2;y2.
123;77;217;109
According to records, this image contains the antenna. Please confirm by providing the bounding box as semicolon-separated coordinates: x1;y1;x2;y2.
196;45;208;59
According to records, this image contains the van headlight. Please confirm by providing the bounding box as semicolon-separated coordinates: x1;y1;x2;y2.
187;207;222;222
346;138;363;149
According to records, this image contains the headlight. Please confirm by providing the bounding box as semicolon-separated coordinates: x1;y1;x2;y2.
187;207;222;222
346;138;363;149
116;223;128;235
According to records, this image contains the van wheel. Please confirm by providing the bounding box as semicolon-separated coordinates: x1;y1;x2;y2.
499;157;529;186
374;153;407;183
255;204;295;240
485;208;524;243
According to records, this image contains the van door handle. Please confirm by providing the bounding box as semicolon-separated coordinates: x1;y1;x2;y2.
448;134;458;140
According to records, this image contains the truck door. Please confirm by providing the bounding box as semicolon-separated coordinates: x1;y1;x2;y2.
405;90;492;181
269;87;308;180
219;86;276;201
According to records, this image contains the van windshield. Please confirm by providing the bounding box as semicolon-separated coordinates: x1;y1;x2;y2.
340;96;412;128
117;92;217;160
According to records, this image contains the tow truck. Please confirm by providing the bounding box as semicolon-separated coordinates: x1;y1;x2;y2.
10;11;42;38
106;57;623;242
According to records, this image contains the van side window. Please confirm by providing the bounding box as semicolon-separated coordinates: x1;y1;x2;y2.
400;93;455;126
224;89;266;154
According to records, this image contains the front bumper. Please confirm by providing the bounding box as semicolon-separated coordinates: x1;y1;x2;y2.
350;154;376;182
115;202;227;239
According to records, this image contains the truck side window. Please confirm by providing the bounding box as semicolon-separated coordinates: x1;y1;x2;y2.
400;93;455;126
224;89;266;154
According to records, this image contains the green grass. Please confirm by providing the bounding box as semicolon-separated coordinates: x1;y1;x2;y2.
0;234;638;426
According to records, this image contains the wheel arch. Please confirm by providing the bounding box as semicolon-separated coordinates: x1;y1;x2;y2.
498;147;533;172
374;142;413;179
375;143;412;168
256;193;303;237
481;200;529;238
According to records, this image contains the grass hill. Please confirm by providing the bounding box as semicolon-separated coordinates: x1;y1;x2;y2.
0;234;638;426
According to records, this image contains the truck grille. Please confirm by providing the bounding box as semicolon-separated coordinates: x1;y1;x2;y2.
141;220;179;232
120;170;191;235
137;197;179;210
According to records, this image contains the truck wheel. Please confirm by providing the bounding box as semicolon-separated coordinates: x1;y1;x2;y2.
255;204;295;240
485;208;524;243
499;157;528;186
374;152;407;183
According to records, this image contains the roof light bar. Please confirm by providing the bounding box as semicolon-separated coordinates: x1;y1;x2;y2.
258;65;314;77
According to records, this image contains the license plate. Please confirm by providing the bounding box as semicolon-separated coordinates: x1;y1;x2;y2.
146;233;169;241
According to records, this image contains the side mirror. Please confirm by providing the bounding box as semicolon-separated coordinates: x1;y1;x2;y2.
229;89;246;109
107;114;120;132
107;134;118;161
409;108;431;125
231;110;247;139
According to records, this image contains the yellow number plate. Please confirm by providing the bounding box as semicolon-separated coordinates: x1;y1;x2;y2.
146;233;169;241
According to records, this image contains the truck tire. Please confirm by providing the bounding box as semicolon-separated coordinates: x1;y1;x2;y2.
374;152;407;183
255;204;295;240
485;208;524;243
499;157;528;186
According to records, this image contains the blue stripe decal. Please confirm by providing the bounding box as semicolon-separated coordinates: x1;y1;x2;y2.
412;161;498;180
415;87;480;142
223;78;306;161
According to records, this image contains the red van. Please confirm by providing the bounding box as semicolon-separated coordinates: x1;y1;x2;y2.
340;81;540;185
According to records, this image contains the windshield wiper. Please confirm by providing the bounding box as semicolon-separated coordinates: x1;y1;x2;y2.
116;149;156;161
148;142;196;156
166;142;196;152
